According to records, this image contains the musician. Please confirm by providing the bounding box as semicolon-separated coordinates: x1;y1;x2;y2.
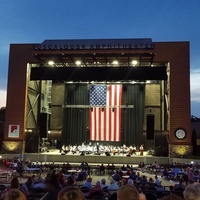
112;146;117;155
71;145;77;154
81;142;86;154
99;145;104;153
127;145;133;156
117;146;121;155
64;145;69;154
87;145;93;154
61;145;66;153
133;144;137;155
96;142;100;154
122;145;128;155
139;144;144;156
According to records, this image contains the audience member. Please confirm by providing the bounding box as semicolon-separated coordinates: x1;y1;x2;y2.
83;177;92;189
113;171;121;182
187;167;194;183
182;173;189;185
117;184;146;200
65;162;72;171
173;178;186;191
87;181;103;198
1;177;29;199
58;170;66;186
99;164;106;175
66;175;76;186
25;177;35;190
140;175;148;185
155;175;161;186
107;180;119;195
127;179;134;186
76;169;87;182
129;171;138;180
42;173;62;200
101;178;108;189
4;189;26;200
183;183;200;200
57;186;85;200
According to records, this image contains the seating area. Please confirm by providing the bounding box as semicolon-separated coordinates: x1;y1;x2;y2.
0;159;199;199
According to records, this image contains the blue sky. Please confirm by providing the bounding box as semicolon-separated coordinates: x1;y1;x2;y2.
0;0;200;116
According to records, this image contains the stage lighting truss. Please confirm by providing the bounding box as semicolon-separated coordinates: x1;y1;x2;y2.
62;104;134;109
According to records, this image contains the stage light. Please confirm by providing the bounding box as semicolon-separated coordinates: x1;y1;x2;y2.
75;60;81;66
112;60;119;65
131;60;138;66
48;60;55;66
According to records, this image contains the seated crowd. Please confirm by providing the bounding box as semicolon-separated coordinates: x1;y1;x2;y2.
1;160;200;200
1;174;200;200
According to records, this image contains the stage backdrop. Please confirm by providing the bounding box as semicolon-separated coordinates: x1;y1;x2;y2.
61;83;145;146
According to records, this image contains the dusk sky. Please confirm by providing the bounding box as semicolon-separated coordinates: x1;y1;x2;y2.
0;1;200;117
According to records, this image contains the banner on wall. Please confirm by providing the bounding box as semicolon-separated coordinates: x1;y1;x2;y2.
8;125;20;138
89;84;122;142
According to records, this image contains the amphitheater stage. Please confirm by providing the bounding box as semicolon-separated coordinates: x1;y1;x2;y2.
1;149;193;165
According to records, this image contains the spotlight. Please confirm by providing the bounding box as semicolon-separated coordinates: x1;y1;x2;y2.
131;60;138;66
75;60;81;65
48;60;55;66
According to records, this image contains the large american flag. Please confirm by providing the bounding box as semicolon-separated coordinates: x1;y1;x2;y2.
89;84;122;141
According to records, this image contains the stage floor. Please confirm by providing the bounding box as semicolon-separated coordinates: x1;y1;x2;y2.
41;148;151;157
23;148;167;165
1;148;191;166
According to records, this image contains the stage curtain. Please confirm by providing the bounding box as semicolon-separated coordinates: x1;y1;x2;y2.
62;83;145;147
122;84;145;147
61;84;89;146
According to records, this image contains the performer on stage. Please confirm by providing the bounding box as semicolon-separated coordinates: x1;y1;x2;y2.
133;144;137;155
61;145;66;154
139;144;144;156
127;145;133;156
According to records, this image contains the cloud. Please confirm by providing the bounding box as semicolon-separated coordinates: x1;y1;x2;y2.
190;70;200;103
0;90;6;108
